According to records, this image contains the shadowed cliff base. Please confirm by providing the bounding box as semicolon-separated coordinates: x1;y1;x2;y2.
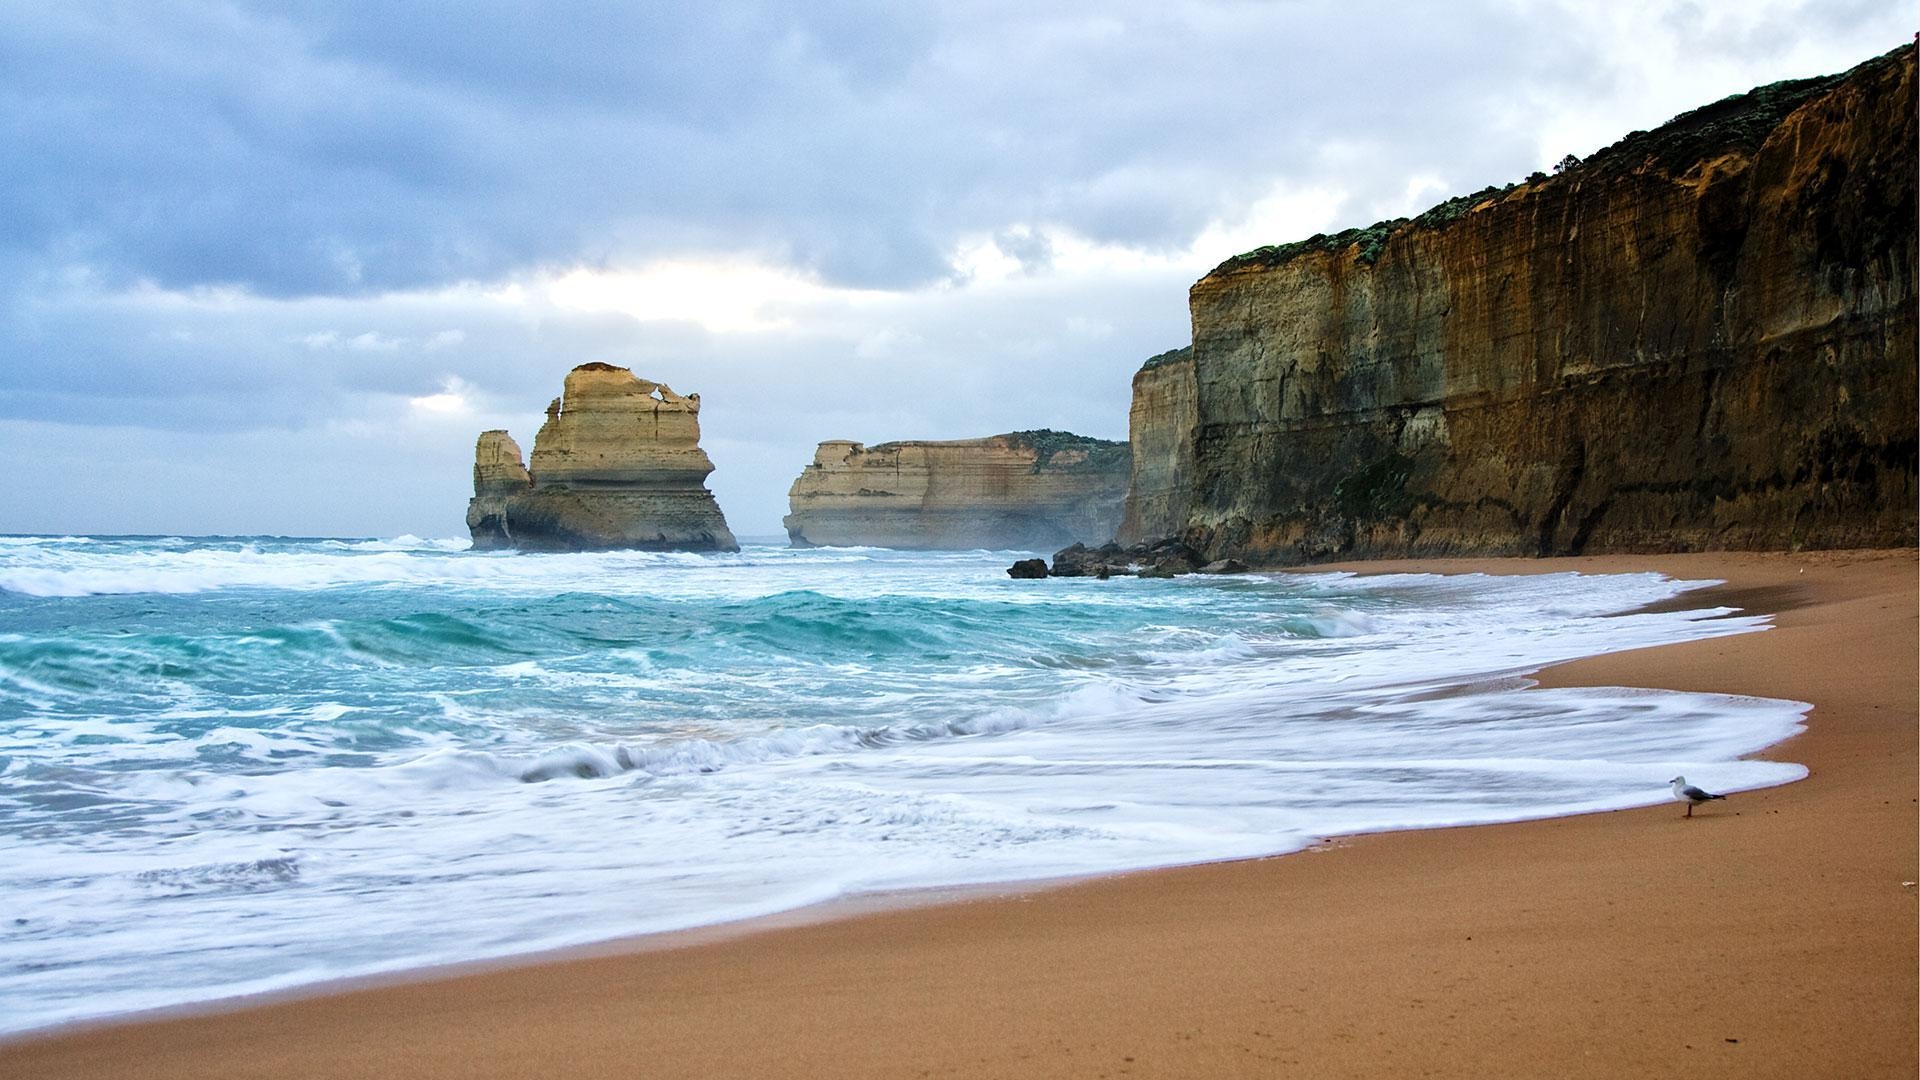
466;364;738;552
785;431;1128;550
1122;43;1916;568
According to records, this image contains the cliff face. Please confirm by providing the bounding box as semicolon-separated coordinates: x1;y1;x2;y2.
1156;45;1916;564
785;431;1130;550
465;364;738;552
1116;347;1197;545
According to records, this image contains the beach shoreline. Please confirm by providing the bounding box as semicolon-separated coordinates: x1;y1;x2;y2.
5;549;1914;1079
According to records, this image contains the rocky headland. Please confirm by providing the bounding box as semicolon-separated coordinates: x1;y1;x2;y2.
785;431;1129;550
1094;43;1916;571
466;363;738;552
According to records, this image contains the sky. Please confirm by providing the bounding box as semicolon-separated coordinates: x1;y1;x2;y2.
0;1;1908;539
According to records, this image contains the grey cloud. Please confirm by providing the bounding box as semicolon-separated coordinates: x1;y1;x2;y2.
9;3;1895;299
0;1;1909;536
0;1;1698;298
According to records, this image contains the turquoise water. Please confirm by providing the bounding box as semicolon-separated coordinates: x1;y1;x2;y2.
0;535;1806;1033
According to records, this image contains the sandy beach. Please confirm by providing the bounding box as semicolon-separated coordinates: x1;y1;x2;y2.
4;549;1913;1080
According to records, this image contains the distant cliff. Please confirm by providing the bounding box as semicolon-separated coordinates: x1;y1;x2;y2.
785;431;1129;550
466;364;738;552
1139;44;1916;564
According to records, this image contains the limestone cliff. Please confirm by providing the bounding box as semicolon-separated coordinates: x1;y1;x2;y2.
1116;347;1197;546
465;364;738;552
785;431;1130;550
1148;44;1916;565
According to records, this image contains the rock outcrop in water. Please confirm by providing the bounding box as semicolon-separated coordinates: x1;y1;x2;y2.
466;364;738;552
1120;44;1916;566
785;431;1129;550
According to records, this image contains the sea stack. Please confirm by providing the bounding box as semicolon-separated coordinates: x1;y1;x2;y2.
784;431;1129;550
465;363;738;552
1118;44;1917;566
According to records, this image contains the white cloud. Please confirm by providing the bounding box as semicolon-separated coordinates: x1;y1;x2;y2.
545;260;888;333
347;332;401;352
408;376;474;416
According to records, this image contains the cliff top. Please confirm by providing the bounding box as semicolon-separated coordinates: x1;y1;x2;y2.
1208;41;1914;279
823;430;1128;471
1576;45;1902;178
1002;429;1127;456
843;430;1126;453
554;363;699;413
1136;346;1193;375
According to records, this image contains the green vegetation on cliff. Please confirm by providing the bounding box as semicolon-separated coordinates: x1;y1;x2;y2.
1136;346;1193;374
1005;429;1130;473
1582;48;1902;176
1213;183;1519;275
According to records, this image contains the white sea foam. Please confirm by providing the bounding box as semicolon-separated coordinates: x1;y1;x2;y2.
0;541;1806;1035
0;535;97;546
0;539;901;598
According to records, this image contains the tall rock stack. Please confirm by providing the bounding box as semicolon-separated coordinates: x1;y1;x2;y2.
784;431;1130;550
465;363;738;552
466;430;534;548
1128;44;1916;565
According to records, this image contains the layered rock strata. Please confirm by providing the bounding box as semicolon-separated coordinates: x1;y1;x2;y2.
1115;346;1197;546
1136;44;1917;565
785;431;1129;550
466;364;738;552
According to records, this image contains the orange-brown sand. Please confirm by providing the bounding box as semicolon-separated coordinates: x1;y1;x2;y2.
5;550;1914;1079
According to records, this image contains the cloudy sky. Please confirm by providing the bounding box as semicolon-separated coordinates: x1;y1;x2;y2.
0;1;1907;538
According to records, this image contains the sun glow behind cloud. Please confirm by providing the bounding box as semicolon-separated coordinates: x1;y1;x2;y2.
538;187;1352;339
545;260;892;333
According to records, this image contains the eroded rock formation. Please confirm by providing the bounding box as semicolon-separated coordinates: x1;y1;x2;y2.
1132;44;1916;565
1116;346;1197;546
785;431;1129;550
466;430;533;548
466;364;737;552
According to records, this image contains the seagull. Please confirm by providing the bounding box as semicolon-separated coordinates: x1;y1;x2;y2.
1670;776;1726;817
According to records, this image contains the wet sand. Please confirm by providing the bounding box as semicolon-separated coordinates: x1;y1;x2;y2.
5;549;1914;1079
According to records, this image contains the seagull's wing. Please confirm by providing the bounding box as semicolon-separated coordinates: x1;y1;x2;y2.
1681;785;1717;801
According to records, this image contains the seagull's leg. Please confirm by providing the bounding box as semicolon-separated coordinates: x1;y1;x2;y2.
1686;803;1693;818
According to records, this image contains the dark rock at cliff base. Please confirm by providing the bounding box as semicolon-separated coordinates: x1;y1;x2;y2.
1147;549;1200;577
1199;559;1250;575
1048;542;1123;578
465;364;738;552
1130;45;1917;565
1049;539;1204;579
1006;558;1050;579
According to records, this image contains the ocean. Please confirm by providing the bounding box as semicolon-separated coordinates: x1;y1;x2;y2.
0;535;1807;1034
